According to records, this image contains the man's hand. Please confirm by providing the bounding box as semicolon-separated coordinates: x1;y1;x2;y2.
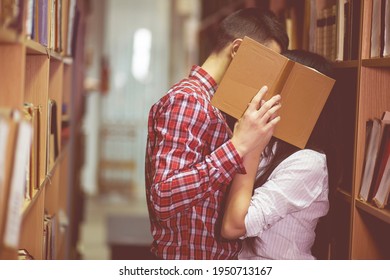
231;85;281;157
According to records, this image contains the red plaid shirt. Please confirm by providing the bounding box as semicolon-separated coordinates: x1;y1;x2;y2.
145;65;246;259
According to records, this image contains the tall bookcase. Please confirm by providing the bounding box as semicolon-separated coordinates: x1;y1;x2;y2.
349;0;390;259
302;0;390;259
0;0;87;260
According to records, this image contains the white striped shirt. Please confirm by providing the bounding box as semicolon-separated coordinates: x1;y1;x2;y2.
238;149;329;260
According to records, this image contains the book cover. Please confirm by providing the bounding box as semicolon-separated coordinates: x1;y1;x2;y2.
343;0;351;60
383;0;390;57
336;0;346;61
371;124;390;205
66;0;76;56
61;0;68;54
46;99;59;174
3;120;32;248
372;157;390;208
0;110;19;248
25;0;34;39
359;116;390;201
370;0;382;58
349;0;361;59
23;103;40;194
211;36;335;149
38;0;48;46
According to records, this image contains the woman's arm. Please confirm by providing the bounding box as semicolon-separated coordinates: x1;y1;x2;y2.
221;146;263;239
221;96;281;239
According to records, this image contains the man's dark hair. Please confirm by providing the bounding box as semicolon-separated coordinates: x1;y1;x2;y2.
213;8;289;53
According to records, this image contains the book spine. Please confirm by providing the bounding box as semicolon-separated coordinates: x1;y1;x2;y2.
268;59;295;100
384;0;390;56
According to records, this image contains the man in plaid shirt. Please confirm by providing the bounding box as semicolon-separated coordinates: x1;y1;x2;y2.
145;8;289;259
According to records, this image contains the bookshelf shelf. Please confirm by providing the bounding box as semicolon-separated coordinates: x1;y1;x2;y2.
362;57;390;67
25;39;49;56
336;188;352;204
49;50;66;62
332;60;359;69
355;200;390;225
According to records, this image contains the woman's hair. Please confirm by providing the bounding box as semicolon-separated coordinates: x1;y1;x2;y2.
254;49;342;194
213;8;289;54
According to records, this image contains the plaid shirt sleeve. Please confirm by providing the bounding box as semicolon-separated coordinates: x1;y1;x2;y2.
148;91;245;221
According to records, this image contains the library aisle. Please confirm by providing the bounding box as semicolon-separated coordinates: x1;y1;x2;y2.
78;191;149;260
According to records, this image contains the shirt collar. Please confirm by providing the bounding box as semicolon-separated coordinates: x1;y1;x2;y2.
189;65;218;99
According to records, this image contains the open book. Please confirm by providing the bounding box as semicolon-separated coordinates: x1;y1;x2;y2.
211;36;335;149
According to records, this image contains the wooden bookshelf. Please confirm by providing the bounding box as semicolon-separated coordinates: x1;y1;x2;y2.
350;0;390;259
0;0;86;260
303;0;390;259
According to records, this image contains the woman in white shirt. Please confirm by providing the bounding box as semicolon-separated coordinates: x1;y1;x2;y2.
222;50;341;259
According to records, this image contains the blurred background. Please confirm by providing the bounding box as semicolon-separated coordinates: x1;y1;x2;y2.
77;0;305;260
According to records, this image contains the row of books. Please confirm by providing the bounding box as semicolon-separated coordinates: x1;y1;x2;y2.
370;0;390;58
359;111;390;209
0;100;59;254
0;0;79;56
309;0;360;61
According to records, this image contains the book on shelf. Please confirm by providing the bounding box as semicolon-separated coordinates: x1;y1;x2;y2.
23;103;40;197
383;0;390;57
349;0;361;60
46;99;59;174
370;0;382;58
55;0;62;52
68;0;78;57
3;115;33;249
336;0;346;61
372;124;390;208
316;8;326;57
58;0;70;55
49;0;55;49
342;0;351;60
25;0;35;39
326;5;337;61
372;162;390;208
359;112;390;202
0;112;18;249
211;36;335;149
37;0;48;46
308;1;356;60
43;213;56;259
